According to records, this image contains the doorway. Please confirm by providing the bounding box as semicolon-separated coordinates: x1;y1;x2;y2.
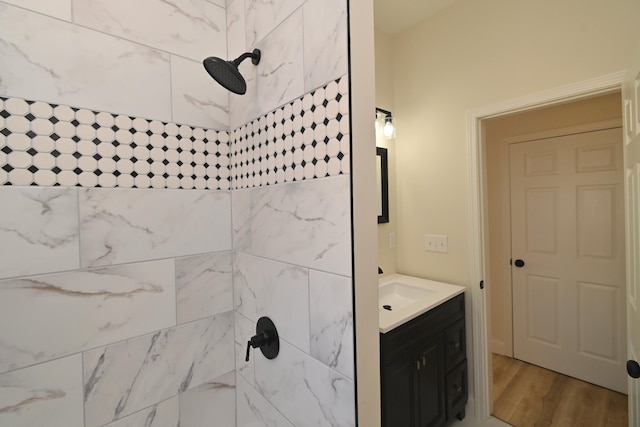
482;92;628;422
485;94;627;381
465;72;630;422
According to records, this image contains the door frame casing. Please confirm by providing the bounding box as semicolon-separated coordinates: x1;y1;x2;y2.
466;71;626;420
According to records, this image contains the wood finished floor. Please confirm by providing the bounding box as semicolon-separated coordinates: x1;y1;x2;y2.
492;353;628;427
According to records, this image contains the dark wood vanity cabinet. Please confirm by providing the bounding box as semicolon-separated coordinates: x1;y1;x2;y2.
380;294;467;427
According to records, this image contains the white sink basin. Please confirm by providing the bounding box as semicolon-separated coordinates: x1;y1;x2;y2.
379;274;465;333
379;282;436;311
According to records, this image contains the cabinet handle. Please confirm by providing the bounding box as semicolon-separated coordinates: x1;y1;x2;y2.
451;342;461;351
453;384;462;394
422;357;427;367
416;361;420;371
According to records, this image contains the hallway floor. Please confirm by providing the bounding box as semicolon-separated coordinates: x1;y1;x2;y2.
492;353;628;426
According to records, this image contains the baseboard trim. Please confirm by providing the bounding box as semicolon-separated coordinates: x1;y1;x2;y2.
491;339;506;356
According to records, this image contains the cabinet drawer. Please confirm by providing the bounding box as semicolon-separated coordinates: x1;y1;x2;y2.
446;359;468;421
445;319;466;370
381;294;465;362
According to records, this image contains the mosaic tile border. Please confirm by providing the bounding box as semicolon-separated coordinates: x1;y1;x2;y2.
0;98;230;190
0;77;350;190
230;77;350;190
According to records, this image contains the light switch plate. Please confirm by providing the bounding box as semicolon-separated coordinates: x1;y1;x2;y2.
425;234;448;253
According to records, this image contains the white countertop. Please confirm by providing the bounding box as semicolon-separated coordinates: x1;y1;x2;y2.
379;274;465;333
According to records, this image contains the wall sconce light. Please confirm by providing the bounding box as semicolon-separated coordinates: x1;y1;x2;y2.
376;107;395;139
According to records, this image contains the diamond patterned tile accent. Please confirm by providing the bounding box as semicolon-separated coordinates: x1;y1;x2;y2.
0;76;350;189
229;77;350;189
0;104;229;190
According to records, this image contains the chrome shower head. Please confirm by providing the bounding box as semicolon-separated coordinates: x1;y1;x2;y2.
203;48;261;95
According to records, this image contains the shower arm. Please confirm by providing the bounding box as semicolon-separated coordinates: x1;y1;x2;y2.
231;49;261;67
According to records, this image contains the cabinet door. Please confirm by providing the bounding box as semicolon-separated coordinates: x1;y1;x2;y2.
382;354;418;427
416;337;446;427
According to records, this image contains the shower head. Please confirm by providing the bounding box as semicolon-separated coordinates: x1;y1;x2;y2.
203;49;261;95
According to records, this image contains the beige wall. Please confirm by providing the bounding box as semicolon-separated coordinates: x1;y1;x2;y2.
375;29;395;113
367;0;639;416
375;29;398;276
385;0;638;405
484;93;623;355
390;0;639;286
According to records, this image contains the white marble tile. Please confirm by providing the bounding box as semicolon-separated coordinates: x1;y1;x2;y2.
309;270;354;379
226;0;247;60
171;56;229;131
244;0;304;48
0;260;175;374
229;75;257;130
246;176;352;276
234;253;310;352
302;0;348;92
79;188;231;268
236;374;294;427
176;252;233;324
255;340;355;427
0;355;83;427
230;10;304;128
180;371;235;427
0;3;172;122
234;312;256;386
73;0;226;62
1;0;71;21
0;187;79;280
255;10;305;119
102;397;179;427
232;187;252;252
84;313;234;427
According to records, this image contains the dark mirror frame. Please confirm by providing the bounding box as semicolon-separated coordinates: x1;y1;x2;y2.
377;147;389;224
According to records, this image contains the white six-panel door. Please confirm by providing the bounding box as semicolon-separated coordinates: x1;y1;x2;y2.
510;128;627;393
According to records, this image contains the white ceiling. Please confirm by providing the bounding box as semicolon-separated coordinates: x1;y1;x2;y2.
373;0;459;36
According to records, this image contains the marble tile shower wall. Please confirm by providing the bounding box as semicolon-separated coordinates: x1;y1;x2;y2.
0;1;236;427
227;0;355;426
0;70;356;427
226;0;349;129
232;177;355;427
0;0;229;131
0;186;235;427
0;1;355;427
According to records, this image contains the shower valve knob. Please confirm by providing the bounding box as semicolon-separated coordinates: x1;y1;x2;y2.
244;316;279;362
245;334;266;361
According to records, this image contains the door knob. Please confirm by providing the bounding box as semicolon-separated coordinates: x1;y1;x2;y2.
514;259;525;268
628;360;640;379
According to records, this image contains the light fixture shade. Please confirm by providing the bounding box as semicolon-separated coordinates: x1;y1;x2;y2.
383;117;395;139
376;107;396;139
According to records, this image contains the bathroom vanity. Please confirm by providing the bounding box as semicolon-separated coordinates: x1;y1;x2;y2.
379;275;467;427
